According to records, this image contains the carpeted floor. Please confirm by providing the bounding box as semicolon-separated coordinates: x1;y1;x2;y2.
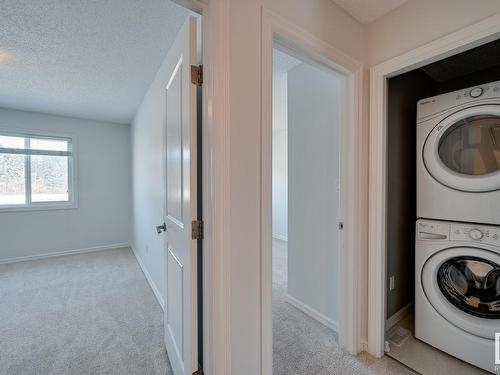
0;248;172;375
0;242;415;375
272;238;416;375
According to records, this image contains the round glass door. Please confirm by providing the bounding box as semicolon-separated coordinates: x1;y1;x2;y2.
437;256;500;319
438;115;500;176
423;105;500;192
421;247;500;339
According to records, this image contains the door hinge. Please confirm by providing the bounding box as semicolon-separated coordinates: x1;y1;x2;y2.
191;65;203;86
339;222;344;230
192;219;204;240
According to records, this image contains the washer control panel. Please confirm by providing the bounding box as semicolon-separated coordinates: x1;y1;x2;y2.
450;223;500;246
417;219;500;247
468;228;484;240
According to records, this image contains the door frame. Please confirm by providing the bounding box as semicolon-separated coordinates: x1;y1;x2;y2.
260;8;365;374
172;1;231;374
368;12;500;357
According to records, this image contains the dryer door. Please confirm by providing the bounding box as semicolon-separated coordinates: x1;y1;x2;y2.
423;105;500;192
421;247;500;339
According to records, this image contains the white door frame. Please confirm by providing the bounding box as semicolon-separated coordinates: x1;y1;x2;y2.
261;8;365;374
172;1;231;374
367;12;500;358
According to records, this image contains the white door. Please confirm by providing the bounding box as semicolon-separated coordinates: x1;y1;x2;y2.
160;15;199;375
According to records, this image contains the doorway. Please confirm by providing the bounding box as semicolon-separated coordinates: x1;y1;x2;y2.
271;47;343;373
368;12;500;362
260;9;366;375
380;38;500;375
261;9;367;375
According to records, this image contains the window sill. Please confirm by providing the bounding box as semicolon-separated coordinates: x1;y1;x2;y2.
0;202;78;213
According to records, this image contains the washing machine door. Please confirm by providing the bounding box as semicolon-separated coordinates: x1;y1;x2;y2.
421;247;500;339
423;105;500;192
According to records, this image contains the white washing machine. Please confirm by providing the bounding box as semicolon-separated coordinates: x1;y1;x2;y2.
417;80;500;225
415;219;500;373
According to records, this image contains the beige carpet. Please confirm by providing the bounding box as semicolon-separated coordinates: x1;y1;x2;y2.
0;248;171;375
272;238;416;375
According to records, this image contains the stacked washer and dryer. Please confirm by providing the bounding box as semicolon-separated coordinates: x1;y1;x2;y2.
415;81;500;372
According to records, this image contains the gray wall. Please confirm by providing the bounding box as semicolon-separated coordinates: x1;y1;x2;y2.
0;108;132;261
287;62;342;326
386;71;436;318
131;14;194;307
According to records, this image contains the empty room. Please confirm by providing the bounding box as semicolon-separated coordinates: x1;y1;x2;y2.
0;1;203;374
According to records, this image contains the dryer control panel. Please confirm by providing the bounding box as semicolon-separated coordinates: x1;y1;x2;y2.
450;223;500;247
416;79;500;120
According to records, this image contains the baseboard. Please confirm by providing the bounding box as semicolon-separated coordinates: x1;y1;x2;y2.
385;302;413;332
0;243;130;265
130;243;165;311
285;293;339;332
272;233;288;242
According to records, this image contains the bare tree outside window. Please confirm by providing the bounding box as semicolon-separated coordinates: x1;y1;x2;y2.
0;133;74;208
0;154;25;204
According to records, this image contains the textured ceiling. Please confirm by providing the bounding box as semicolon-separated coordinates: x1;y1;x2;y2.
330;0;409;24
0;0;188;124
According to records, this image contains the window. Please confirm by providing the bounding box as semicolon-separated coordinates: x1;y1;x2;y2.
0;131;76;211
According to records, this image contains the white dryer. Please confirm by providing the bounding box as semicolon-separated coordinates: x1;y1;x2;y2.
417;80;500;225
415;219;500;373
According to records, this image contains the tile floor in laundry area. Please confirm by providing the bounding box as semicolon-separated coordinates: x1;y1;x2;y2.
386;312;488;375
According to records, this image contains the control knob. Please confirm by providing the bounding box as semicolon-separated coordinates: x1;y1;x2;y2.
470;88;484;98
469;228;484;240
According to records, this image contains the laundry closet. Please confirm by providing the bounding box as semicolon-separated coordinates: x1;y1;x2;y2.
385;38;500;374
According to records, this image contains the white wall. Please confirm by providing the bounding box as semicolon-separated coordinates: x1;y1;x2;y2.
272;71;288;241
287;62;342;329
0;108;132;261
227;1;367;372
368;0;500;66
224;0;500;370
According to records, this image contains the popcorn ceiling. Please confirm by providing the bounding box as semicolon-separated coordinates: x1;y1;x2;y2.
0;0;188;124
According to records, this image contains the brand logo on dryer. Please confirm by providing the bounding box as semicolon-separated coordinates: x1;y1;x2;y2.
419;99;436;105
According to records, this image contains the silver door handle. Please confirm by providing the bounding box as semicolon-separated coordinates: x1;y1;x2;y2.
156;222;167;234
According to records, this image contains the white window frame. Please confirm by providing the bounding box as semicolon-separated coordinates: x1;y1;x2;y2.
0;128;78;212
